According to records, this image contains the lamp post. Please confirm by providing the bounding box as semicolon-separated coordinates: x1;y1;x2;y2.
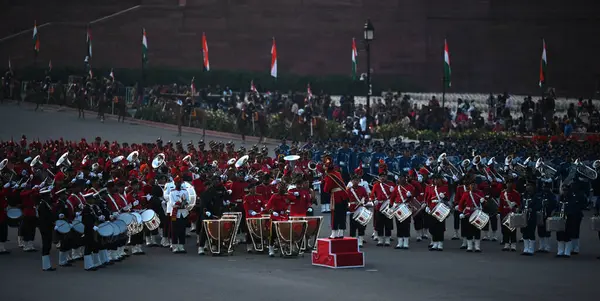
363;19;374;118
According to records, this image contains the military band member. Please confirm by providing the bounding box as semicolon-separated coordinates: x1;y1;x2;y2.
520;181;537;256
424;174;450;251
555;181;586;258
458;180;485;252
197;177;227;255
391;173;415;249
264;183;292;257
347;174;369;247
126;179;145;255
323;160;349;239
408;169;427;241
0;182;9;254
499;179;521;251
38;188;56;271
454;179;469;248
20;183;40;252
370;173;394;246
168;177;190;253
535;181;556;253
82;194;102;271
243;182;263;252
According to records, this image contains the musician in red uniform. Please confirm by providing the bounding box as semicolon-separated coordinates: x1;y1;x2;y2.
499;178;521;251
67;180;87;260
370;173;395;246
391;173;415;249
409;169;427;241
0;183;9;254
20;184;40;252
288;177;310;217
323;159;349;239
243;183;264;252
458;179;486;252
106;181;126;261
297;179;313;216
263;183;291;256
347;175;369;246
125;179;145;255
453;179;469;242
256;174;274;201
424;174;450;251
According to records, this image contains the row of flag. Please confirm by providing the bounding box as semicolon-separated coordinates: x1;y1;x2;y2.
17;21;549;90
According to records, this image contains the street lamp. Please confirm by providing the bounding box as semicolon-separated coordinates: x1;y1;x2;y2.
363;19;374;118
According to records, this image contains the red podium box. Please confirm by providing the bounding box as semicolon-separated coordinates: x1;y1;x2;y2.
311;237;364;269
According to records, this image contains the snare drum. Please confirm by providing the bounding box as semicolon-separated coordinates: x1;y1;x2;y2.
502;213;516;232
117;213;135;225
545;216;566;232
97;222;115;244
55;220;72;234
6;207;22;227
352;206;373;226
141;209;161;231
112;220;128;240
468;210;490;230
129;212;144;235
393;203;412;223
431;203;451;222
379;200;395;219
71;216;85;234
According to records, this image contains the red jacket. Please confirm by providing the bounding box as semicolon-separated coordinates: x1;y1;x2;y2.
66;193;84;217
225;180;247;205
424;184;450;210
288;187;310;217
391;183;415;205
323;171;348;205
370;181;394;211
263;193;290;221
256;183;273;201
458;190;485;216
126;191;145;210
455;184;468;206
243;194;264;217
499;189;521;216
105;194;121;213
347;185;368;212
20;189;38;217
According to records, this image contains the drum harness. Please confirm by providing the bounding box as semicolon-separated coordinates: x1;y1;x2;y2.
349;187;365;208
469;191;483;214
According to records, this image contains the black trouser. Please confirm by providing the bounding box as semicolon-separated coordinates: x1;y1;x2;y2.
78;103;85;118
130;232;143;245
348;214;365;237
39;227;53;256
0;221;7;242
428;216;445;241
463;220;481;240
171;217;186;245
161;215;171;240
453;210;461;231
460;218;470;237
83;229;97;255
374;211;392;237
59;233;71;252
482;212;498;232
413;211;426;231
395;217;411;238
521;219;537;240
21;216;37;241
321;192;330;205
332;200;348;230
556;214;582;242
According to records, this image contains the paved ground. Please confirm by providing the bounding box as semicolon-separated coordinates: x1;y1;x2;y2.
0;103;598;301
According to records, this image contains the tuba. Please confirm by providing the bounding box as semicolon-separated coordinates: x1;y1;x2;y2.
152;153;166;169
56;152;72;170
593;160;600;170
574;159;597;180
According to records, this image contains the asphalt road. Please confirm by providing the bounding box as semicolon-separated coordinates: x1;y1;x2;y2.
0;103;598;301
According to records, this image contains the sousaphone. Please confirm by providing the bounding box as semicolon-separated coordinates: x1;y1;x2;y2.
126;151;139;163
56;152;71;168
152;153;166;169
235;155;249;169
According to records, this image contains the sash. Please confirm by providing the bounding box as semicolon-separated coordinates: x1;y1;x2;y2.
349;187;363;205
380;183;390;200
397;185;407;203
469;191;481;210
107;194;119;212
326;172;346;192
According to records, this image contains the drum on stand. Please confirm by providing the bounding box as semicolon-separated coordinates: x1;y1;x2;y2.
141;209;161;231
468;210;490;230
246;216;271;252
289;216;323;251
393;203;412;223
431;203;451;222
352;206;373;226
204;219;237;255
273;220;308;257
222;212;243;243
6;207;22;228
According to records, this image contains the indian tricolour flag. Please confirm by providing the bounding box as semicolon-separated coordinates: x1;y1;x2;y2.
270;38;277;78
33;21;40;56
539;39;547;88
142;28;148;66
443;39;451;88
352;38;358;80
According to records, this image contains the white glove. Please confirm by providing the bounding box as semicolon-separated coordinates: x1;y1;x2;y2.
432;199;440;203
465;207;471;211
3;183;10;188
454;205;459;210
417;175;423;182
89;172;97;178
346;211;352;216
439;192;446;199
71;178;76;183
161;200;167;205
78;203;84;209
487;176;493;182
76;211;81;216
459;213;465;219
479;197;486;203
403;167;410;172
227;190;232;195
99;215;105;221
97;173;103;179
20;183;26;189
509;201;516;208
425;207;431;214
307;207;313;213
47;185;54;191
58;213;65;219
452;175;459;182
11;184;18;189
273;212;279;217
33;185;40;189
133;200;139;206
389;186;395;192
54;226;59;231
93;226;99;231
86;180;91;185
366;201;374;207
21;170;27;176
495;177;503;183
145;194;152;201
511;173;518;178
244;175;251;181
406;191;412;197
223;200;229;206
250;210;257;216
206;211;212;217
293;192;299;196
76;173;84;180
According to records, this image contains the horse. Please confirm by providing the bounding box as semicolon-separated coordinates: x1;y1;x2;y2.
229;107;268;143
289;115;328;141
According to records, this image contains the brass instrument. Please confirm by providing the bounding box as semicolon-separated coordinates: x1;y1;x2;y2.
593;160;600;169
151;153;166;169
513;157;530;174
574;159;597;180
182;154;193;168
437;153;462;178
535;158;557;178
30;155;55;177
486;157;505;182
127;151;140;164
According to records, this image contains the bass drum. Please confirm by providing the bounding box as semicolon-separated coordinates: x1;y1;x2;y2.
204;219;237;255
246;217;271;252
273;220;308;257
289;216;323;251
6;207;22;228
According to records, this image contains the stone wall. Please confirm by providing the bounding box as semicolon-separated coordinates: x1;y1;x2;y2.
1;0;598;95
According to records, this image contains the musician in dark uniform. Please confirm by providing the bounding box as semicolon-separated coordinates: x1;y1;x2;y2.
92;189;112;266
38;188;56;271
149;174;168;246
35;71;51;111
555;178;587;258
81;193;100;270
535;180;556;253
77;86;86;119
196;177;227;255
53;188;73;266
520;181;538;256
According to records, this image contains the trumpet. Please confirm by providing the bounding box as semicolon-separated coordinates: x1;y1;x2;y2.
486;157;505;182
437;153;463;178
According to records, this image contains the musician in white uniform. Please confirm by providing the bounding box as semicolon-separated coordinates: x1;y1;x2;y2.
168;177;189;253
